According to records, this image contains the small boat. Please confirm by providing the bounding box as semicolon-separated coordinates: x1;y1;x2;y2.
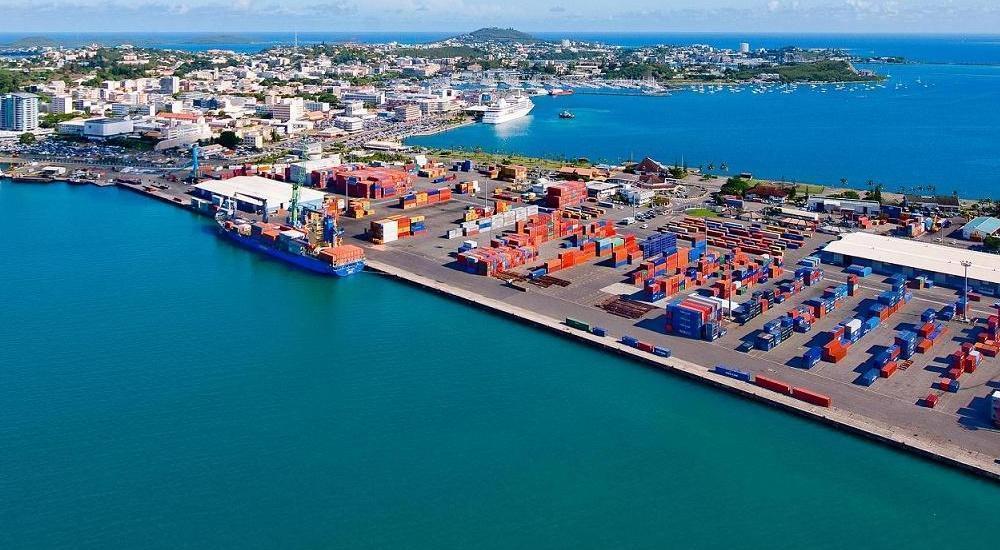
558;110;575;119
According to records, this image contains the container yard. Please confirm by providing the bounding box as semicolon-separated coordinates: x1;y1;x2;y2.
79;154;1000;481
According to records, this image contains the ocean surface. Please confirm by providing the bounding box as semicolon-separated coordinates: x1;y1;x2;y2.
410;60;1000;196
3;181;1000;548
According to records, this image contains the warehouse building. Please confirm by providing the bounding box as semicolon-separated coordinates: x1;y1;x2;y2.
193;176;325;215
822;232;1000;295
960;216;1000;241
806;196;880;215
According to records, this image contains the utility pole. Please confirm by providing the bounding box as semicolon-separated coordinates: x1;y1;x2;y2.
961;260;972;322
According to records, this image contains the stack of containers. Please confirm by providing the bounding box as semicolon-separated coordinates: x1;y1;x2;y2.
546;181;588;208
939;304;956;321
873;345;902;377
802;347;822;369
985;314;1000;341
846;264;872;277
665;295;723;341
857;367;880;386
949;343;981;376
409;215;426;236
822;326;849;362
345;198;374;219
641;233;678;259
456;245;538;276
754;317;794;351
847;274;859;296
896;330;917;360
370;218;399;244
916;321;948;353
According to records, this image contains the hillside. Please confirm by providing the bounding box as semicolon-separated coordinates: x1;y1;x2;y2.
4;36;60;48
449;27;539;44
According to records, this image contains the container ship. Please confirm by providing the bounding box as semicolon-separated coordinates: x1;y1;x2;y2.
216;197;365;277
481;95;534;124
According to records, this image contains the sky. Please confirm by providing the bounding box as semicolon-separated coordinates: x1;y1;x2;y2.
5;0;1000;33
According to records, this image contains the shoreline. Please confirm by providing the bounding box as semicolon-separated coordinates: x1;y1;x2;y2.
6;176;999;482
364;258;1000;482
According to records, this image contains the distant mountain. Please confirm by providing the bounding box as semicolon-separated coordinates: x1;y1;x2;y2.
449;27;540;44
4;36;60;48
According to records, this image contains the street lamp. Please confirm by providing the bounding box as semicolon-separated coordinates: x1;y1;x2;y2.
961;260;972;322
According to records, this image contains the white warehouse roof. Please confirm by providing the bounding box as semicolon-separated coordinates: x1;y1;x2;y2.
823;232;1000;285
195;176;325;208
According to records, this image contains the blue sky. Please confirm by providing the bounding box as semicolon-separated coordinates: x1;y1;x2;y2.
6;0;1000;33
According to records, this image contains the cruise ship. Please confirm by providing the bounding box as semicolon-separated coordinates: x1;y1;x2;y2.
481;95;534;124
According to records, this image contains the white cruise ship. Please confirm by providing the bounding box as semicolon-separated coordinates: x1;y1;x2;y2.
481;96;534;124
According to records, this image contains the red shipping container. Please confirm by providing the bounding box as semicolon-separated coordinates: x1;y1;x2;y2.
880;362;898;378
755;375;792;395
791;387;832;407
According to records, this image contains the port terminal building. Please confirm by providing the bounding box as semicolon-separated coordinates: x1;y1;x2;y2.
822;232;1000;294
193;176;325;215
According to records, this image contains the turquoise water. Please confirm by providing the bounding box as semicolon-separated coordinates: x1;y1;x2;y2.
409;61;1000;196
2;182;999;548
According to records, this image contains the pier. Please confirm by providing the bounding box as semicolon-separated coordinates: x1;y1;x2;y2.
10;173;1000;483
365;258;1000;481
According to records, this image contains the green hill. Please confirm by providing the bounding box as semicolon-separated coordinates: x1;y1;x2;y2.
451;27;539;44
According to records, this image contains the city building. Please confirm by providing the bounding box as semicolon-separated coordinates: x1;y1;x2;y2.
740;42;750;54
83;117;134;138
1;92;40;131
334;116;363;131
343;100;366;117
342;90;385;106
242;132;264;149
822;232;1000;294
159;76;180;94
394;104;421;122
806;196;881;216
50;95;75;115
272;98;304;122
960;216;1000;241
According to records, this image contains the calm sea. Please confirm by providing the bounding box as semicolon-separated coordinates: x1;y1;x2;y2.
2;181;999;548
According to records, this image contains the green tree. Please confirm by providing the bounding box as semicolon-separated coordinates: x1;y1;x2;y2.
983;235;1000;253
841;190;861;200
720;176;752;197
19;132;36;145
218;130;239;149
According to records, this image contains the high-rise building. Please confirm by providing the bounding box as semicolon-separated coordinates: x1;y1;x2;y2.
739;42;750;54
272;98;304;122
50;95;75;115
1;92;40;131
159;76;180;95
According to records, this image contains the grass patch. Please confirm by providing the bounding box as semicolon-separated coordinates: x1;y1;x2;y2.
685;207;720;218
796;184;825;195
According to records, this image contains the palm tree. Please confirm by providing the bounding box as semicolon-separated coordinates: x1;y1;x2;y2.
840;177;848;187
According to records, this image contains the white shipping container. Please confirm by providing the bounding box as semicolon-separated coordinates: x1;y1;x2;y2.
379;220;398;242
447;228;461;239
514;207;528;221
845;319;863;336
462;240;478;249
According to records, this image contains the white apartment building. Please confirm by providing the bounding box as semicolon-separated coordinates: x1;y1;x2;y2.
272;98;304;122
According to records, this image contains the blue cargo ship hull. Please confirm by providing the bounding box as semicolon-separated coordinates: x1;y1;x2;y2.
218;227;364;277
